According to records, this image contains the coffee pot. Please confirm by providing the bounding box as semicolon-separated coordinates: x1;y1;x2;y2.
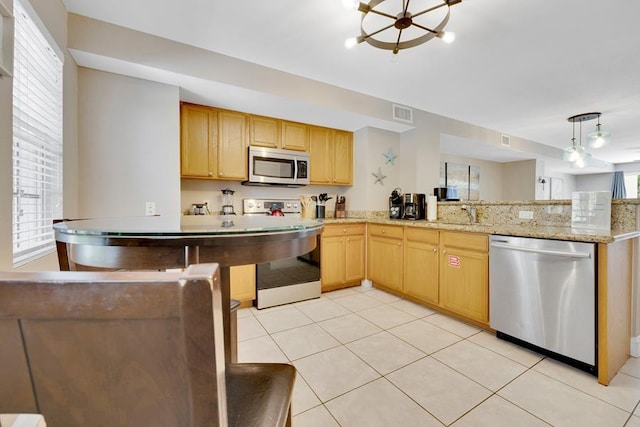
389;188;403;219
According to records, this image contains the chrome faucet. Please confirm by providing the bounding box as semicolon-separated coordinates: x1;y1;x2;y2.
461;205;477;224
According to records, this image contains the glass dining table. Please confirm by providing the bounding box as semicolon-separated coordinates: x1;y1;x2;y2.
53;215;324;362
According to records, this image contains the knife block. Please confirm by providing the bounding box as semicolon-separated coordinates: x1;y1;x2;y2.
334;202;346;218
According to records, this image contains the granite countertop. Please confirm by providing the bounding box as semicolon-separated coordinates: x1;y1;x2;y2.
321;217;639;244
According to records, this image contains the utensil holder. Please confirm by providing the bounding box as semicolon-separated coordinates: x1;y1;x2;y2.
316;205;325;219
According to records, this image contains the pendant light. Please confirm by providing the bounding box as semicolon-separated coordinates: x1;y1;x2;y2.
564;113;597;168
586;113;611;148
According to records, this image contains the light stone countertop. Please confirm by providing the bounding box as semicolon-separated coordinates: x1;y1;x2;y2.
320;217;639;244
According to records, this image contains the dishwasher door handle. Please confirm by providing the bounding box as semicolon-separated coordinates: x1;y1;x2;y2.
490;242;592;259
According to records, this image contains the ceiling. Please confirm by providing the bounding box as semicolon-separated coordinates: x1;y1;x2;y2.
60;0;640;173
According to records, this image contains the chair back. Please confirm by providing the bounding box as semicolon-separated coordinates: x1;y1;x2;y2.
0;264;227;427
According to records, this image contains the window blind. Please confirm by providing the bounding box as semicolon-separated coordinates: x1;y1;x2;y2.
12;0;63;267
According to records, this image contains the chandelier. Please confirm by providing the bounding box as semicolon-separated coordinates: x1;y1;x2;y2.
343;0;462;55
563;112;611;168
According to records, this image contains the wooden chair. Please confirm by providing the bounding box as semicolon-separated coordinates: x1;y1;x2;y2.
0;264;295;427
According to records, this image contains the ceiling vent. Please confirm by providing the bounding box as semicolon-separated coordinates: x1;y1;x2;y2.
392;104;413;124
501;134;511;147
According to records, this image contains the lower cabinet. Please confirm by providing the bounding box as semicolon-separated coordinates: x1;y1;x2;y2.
230;264;256;307
403;228;439;305
439;231;489;323
321;223;365;291
367;224;403;292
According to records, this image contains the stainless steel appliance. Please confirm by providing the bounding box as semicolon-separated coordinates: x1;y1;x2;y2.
244;147;310;187
243;198;321;309
489;235;596;374
403;193;425;220
389;188;403;219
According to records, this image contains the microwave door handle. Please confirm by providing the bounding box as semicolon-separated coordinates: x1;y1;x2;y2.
293;159;298;184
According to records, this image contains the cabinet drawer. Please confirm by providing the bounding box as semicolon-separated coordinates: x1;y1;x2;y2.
368;224;403;239
323;223;365;237
441;231;488;252
405;227;439;245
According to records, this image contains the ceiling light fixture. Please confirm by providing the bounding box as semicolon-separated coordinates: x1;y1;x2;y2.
564;112;610;168
586;113;612;149
344;0;462;55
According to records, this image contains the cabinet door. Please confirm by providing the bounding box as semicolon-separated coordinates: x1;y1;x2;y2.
345;234;365;283
332;130;353;185
321;235;345;289
439;248;488;323
404;238;439;304
180;103;216;178
249;115;280;149
230;264;256;303
368;235;403;291
309;125;332;184
217;110;248;180
281;121;308;151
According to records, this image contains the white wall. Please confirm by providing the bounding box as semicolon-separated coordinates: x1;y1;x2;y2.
502;160;537;201
439;154;505;201
77;68;181;217
574;173;614;193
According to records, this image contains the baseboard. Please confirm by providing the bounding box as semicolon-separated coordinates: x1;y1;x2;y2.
631;336;640;358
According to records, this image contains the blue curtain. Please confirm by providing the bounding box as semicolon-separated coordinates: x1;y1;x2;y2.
611;171;627;199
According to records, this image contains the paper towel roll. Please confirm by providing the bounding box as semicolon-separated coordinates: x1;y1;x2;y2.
427;195;437;221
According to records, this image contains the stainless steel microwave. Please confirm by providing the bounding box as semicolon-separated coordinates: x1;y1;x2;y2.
244;146;310;187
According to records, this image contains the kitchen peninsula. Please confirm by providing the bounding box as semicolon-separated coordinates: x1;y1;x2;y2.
321;198;639;386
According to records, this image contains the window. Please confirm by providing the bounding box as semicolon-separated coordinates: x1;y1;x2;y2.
12;0;63;267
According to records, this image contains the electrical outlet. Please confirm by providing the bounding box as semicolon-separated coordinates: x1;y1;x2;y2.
145;201;156;216
518;210;534;219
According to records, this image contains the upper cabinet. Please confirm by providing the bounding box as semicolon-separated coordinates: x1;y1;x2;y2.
309;125;353;185
180;103;248;181
248;115;309;152
181;103;351;184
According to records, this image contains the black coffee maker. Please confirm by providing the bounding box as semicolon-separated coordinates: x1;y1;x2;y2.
403;193;426;220
389;188;403;219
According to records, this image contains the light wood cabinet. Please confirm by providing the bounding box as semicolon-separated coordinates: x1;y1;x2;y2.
321;223;365;291
249;115;280;149
180;103;248;181
281;120;308;151
248;116;308;151
439;231;489;323
309;125;353;185
367;224;403;292
180;103;216;178
403;228;439;305
230;264;256;307
217;110;248;180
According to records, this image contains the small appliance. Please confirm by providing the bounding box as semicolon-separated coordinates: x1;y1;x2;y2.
389;188;403;219
403;193;425;220
220;188;236;215
244;147;310;187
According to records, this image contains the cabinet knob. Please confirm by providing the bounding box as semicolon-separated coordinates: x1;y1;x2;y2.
442;250;446;255
382;230;386;234
432;248;438;252
397;242;401;246
208;172;213;176
343;229;347;233
326;178;330;182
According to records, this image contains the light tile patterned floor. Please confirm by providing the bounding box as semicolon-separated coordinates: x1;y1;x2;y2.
239;285;640;427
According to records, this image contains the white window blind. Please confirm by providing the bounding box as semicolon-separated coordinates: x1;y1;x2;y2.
12;0;63;267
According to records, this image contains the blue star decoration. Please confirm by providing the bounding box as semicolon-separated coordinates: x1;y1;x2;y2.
383;148;397;165
371;167;387;186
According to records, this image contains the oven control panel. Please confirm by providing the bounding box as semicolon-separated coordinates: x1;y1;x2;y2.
243;198;301;215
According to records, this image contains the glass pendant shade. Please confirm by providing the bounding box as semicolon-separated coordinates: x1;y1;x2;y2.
572;150;592;168
587;124;611;148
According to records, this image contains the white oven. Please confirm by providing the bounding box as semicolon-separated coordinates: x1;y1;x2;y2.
243;198;321;309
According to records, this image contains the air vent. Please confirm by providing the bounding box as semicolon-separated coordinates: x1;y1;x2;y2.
392;104;413;124
501;134;511;147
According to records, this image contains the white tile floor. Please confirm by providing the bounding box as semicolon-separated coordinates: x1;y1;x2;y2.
239;285;640;427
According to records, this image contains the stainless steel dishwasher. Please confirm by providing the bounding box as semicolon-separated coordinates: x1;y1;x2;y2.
489;235;596;374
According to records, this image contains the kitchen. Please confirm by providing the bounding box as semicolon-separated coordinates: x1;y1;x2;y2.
2;0;640;426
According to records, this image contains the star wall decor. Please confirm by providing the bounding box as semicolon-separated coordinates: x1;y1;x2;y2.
371;167;387;186
383;147;397;165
